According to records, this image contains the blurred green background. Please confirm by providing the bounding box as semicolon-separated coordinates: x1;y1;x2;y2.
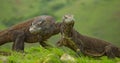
0;0;120;47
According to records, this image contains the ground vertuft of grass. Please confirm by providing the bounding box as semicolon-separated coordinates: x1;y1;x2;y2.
0;46;120;63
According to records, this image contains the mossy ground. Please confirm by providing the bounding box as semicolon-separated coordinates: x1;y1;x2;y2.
0;46;120;63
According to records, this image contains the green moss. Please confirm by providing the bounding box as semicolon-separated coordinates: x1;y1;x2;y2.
0;47;120;63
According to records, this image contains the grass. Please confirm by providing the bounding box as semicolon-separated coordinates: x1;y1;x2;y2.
0;0;120;63
0;45;120;63
0;0;40;19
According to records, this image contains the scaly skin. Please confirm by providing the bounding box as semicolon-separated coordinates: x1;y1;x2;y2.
0;15;61;52
57;14;120;58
